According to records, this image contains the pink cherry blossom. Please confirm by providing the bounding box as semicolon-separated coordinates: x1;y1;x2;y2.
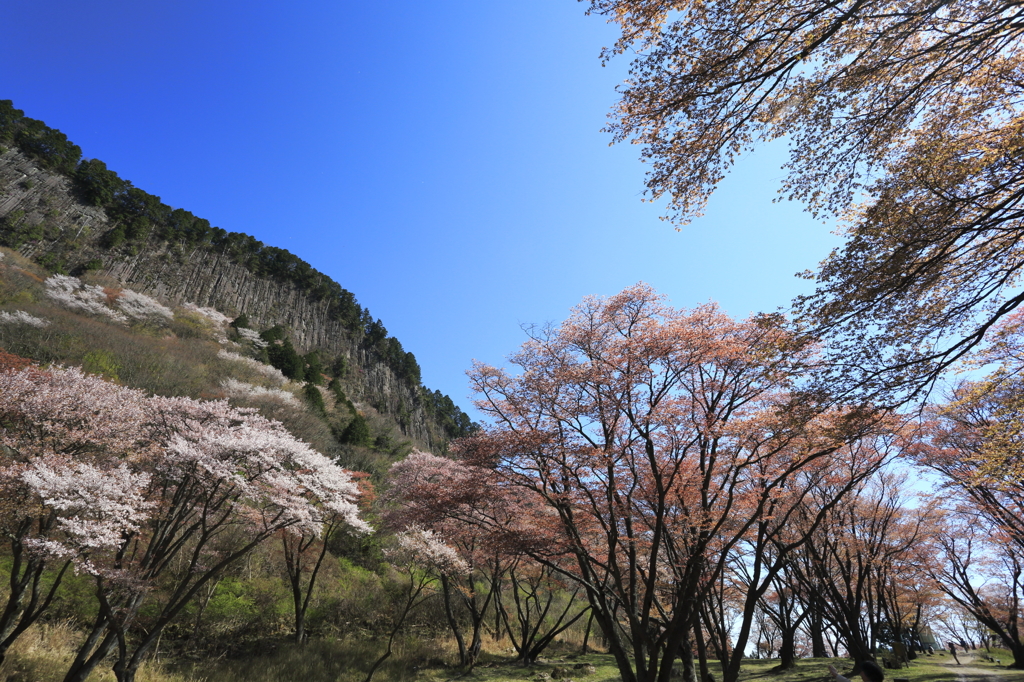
388;526;469;576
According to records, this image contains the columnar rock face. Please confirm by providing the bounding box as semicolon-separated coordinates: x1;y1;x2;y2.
0;148;107;243
0;147;446;447
103;248;348;355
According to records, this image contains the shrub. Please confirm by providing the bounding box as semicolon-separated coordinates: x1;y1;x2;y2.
267;339;305;381
169;309;215;339
81;349;120;380
304;382;327;416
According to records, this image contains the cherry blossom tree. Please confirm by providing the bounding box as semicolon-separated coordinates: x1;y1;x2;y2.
464;284;888;682
755;570;809;667
707;436;894;680
929;510;1024;668
44;275;127;324
384;449;513;668
282;470;373;644
60;396;367;682
495;558;590;664
916;319;1024;553
585;0;1024;398
909;316;1024;668
787;471;934;669
362;527;468;682
0;365;151;667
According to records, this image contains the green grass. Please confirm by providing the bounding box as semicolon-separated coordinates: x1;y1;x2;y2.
177;645;1024;682
3;623;1024;682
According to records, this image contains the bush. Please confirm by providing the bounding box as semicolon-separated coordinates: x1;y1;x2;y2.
168;309;215;340
81;348;120;380
267;339;305;380
339;413;373;448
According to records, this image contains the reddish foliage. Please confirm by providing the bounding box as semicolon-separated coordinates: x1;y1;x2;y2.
0;348;34;373
350;470;376;509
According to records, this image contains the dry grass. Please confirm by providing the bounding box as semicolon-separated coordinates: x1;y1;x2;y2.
0;621;203;682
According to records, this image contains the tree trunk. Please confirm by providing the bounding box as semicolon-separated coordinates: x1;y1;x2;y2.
778;628;797;670
0;551;70;668
695;623;712;682
678;635;698;682
809;605;827;658
581;610;595;654
440;575;469;667
1010;642;1024;670
113;658;139;682
468;632;483;666
62;612;116;682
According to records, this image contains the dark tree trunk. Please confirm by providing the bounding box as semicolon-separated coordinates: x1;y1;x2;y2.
694;620;711;682
0;536;70;668
810;605;828;658
581;609;594;654
678;631;697;682
440;575;469;666
1011;644;1024;669
62;616;116;682
778;628;797;670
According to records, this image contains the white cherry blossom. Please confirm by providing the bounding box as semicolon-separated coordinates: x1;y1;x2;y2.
0;310;49;327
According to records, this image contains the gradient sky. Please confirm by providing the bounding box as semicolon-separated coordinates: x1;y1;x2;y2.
2;1;842;420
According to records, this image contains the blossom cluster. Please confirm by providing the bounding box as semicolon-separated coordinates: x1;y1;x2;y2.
113;288;174;321
181;302;232;327
45;275;128;323
0;365;152;559
0;366;366;575
22;459;152;553
388;527;469;575
0;364;150;456
44;275;178;325
217;350;287;384
221;378;299;406
149;395;367;536
236;327;269;349
0;309;49;327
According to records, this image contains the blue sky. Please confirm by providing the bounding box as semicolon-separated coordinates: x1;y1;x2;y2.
2;1;840;419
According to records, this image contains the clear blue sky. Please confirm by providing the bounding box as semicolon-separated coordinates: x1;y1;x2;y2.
2;0;840;420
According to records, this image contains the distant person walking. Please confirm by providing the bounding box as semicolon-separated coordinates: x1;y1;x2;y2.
948;643;961;665
829;660;884;682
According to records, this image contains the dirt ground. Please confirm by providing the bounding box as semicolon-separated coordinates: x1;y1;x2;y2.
939;652;1024;682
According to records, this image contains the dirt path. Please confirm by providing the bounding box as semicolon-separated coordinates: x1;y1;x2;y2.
937;652;1024;682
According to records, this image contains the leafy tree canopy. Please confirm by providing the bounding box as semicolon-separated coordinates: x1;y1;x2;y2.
588;0;1024;401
